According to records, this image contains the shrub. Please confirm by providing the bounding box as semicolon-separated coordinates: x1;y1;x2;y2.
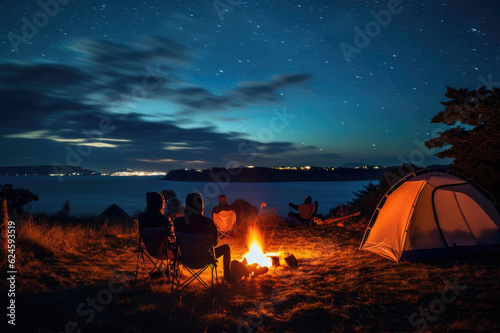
161;189;184;220
348;183;380;216
230;198;258;220
0;184;39;215
348;164;416;216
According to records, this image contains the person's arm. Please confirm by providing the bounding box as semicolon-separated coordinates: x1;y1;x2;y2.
166;217;175;237
289;202;299;210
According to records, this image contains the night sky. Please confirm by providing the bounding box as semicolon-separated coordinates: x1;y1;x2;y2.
1;0;498;172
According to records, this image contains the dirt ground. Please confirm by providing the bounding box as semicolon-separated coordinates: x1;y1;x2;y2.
11;216;500;333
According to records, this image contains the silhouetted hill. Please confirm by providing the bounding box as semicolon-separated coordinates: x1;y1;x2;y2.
0;165;101;176
163;166;389;182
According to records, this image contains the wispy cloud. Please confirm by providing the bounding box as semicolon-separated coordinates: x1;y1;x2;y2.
0;35;318;170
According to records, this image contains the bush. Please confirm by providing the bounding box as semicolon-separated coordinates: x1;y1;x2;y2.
0;184;39;215
328;203;358;218
161;189;184;220
348;183;380;216
230;198;258;220
347;164;416;216
257;206;284;225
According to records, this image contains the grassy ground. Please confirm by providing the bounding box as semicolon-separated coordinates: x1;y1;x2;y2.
5;211;500;333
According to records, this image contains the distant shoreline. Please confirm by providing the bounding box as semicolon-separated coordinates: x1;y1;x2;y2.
1;164;452;182
162;166;389;183
162;178;381;183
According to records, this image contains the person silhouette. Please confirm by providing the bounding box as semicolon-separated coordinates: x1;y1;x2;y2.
174;193;235;283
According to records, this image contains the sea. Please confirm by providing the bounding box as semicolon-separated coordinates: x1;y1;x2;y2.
0;176;378;217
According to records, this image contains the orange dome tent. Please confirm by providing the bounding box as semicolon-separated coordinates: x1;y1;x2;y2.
360;171;500;262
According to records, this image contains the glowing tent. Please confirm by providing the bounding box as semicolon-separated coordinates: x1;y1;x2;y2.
360;171;500;262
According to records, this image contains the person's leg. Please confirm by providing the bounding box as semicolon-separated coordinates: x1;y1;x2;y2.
289;212;300;220
291;211;312;225
215;244;232;280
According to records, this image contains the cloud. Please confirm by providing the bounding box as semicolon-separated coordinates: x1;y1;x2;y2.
71;36;312;113
216;116;252;122
132;158;178;163
233;73;311;102
0;35;316;170
175;73;312;113
74;36;190;69
2;36;311;119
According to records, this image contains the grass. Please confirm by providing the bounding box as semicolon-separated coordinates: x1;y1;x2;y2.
4;210;500;332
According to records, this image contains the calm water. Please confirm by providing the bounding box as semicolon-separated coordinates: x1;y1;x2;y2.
0;176;377;217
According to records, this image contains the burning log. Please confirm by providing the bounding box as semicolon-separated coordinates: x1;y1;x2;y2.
237;227;280;279
242;260;269;278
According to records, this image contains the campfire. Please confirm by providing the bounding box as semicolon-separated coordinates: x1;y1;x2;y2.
242;228;279;270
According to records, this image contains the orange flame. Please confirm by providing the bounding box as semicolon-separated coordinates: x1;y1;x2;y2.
244;228;274;267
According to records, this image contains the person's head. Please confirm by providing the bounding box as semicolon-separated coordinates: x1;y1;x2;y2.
185;192;204;215
304;196;312;204
146;192;165;213
218;194;227;205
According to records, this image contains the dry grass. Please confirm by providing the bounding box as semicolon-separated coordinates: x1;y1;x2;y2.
6;212;500;333
12;215;137;292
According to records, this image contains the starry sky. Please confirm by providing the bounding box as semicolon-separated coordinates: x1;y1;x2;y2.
1;0;498;172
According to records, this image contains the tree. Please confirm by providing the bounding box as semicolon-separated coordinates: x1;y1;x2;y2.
425;86;500;200
57;200;70;217
161;190;184;220
0;184;39;215
348;182;380;216
347;164;417;216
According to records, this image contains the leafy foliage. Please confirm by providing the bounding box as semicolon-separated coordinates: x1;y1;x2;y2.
57;200;70;217
230;198;258;220
425;86;500;200
0;184;39;215
347;164;417;216
348;183;380;216
161;189;184;220
161;189;177;201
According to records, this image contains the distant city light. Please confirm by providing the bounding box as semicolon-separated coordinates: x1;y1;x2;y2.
108;170;167;176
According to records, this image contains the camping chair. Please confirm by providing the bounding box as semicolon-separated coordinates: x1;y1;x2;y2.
171;232;219;293
135;227;175;284
298;204;316;223
289;203;317;226
212;209;237;240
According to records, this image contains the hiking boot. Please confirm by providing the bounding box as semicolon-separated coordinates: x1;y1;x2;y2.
231;260;251;281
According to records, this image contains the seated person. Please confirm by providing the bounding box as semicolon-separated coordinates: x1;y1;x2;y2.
137;192;175;277
288;196;319;225
137;192;175;239
211;194;237;234
174;193;235;283
211;194;233;217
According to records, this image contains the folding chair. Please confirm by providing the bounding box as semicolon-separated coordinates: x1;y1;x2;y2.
212;209;237;240
171;232;219;293
135;227;175;284
288;203;317;226
298;204;316;225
